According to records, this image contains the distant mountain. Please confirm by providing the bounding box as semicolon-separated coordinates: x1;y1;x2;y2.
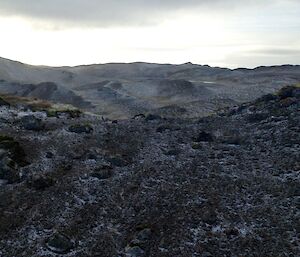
0;57;299;119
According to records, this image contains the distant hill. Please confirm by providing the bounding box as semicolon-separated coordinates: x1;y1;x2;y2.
0;57;299;119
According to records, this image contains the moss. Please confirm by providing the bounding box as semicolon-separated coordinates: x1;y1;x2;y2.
192;143;202;150
0;96;10;106
0;135;14;142
277;86;298;99
45;105;82;118
0;94;82;118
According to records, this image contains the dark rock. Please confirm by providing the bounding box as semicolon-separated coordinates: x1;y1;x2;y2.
125;246;145;257
156;125;171;133
277;86;296;99
225;228;239;238
0;135;28;183
131;228;153;246
28;176;55;190
107;157;127;167
256;93;278;103
164;149;181;156
279;97;298;107
145;114;162;121
45;152;54;158
91;165;114;180
194;131;214;142
69;124;93;134
20;115;45;131
46;234;74;254
133;114;146;120
246;113;268;123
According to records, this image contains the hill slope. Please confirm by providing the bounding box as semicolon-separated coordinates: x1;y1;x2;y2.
0;86;299;256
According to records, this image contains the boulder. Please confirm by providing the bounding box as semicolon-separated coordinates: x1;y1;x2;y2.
0;135;27;183
46;234;74;254
91;165;114;180
68;124;93;134
20;115;45;131
194;131;214;142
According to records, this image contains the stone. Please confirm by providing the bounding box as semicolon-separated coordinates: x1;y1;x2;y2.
277;86;296;99
69;124;93;134
133;114;146;120
28;176;55;190
156;125;171;133
20;115;45;131
46;234;74;254
46;152;54;158
194;131;214;142
125;246;145;257
145;114;162;121
91;165;114;180
246;113;268;123
0;135;28;183
107;157;127;167
165;149;181;156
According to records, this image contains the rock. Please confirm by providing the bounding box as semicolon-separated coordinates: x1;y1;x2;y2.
164;149;181;156
46;234;74;254
107;157;127;167
277;86;296;99
68;124;93;134
131;228;152;245
0;135;27;183
133;114;146;120
246;113;268;123
20;115;45;131
91;165;114;180
156;125;171;133
279;97;298;107
28;176;55;190
194;131;214;142
145;114;162;121
256;93;278;103
125;246;145;257
45;152;54;158
225;228;239;238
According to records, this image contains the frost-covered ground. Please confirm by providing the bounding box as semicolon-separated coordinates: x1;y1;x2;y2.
0;86;299;257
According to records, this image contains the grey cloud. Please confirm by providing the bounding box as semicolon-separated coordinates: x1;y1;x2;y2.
0;0;281;27
225;47;300;68
250;48;300;56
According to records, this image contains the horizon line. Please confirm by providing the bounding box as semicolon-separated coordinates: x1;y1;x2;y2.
0;56;299;71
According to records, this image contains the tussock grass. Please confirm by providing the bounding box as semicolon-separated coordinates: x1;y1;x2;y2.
0;94;81;117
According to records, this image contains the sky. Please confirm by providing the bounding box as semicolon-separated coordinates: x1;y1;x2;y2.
0;0;299;68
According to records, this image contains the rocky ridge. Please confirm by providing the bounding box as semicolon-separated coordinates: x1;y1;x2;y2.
1;57;300;119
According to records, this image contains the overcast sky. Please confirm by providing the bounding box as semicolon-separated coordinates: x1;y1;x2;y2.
0;0;299;68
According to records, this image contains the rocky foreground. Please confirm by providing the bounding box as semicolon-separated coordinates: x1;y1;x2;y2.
0;86;299;257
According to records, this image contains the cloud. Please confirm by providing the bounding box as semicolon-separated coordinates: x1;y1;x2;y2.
0;0;283;28
250;48;300;56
